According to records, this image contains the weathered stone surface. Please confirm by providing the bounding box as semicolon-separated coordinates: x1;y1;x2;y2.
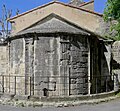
0;10;114;97
9;38;25;95
0;34;113;97
112;41;120;83
0;44;8;92
69;0;83;6
34;36;60;96
69;36;88;95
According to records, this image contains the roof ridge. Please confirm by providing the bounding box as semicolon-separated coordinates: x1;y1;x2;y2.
8;1;102;21
79;0;94;7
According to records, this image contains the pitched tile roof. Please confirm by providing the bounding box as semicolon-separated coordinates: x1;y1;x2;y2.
8;1;102;21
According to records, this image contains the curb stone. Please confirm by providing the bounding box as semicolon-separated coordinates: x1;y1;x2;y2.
0;92;119;107
0;95;119;108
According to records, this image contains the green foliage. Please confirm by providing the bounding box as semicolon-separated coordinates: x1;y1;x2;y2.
104;0;120;40
104;0;120;21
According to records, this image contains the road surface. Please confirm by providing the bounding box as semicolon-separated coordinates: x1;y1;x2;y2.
0;98;120;111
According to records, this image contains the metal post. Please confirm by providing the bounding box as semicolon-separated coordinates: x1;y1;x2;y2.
88;37;91;95
2;76;4;93
33;76;34;95
14;76;16;95
9;75;10;93
83;77;84;95
113;74;115;90
96;77;97;94
47;77;49;90
68;67;71;96
30;77;31;96
106;76;108;92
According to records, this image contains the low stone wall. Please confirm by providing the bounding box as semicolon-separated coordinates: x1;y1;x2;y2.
0;90;119;102
29;90;119;102
0;90;119;107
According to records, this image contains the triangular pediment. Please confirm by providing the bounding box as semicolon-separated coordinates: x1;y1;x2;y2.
9;1;103;36
16;14;90;36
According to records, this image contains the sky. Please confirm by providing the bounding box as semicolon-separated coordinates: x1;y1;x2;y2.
0;0;107;18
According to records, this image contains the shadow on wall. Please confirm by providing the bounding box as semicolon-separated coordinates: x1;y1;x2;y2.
102;42;111;75
91;41;113;93
112;59;120;70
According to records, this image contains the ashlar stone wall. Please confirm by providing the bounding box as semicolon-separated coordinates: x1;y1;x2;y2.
9;38;25;95
26;34;89;97
0;44;8;93
0;34;113;97
34;36;60;96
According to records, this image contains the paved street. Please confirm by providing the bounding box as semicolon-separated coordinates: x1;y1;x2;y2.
0;98;120;111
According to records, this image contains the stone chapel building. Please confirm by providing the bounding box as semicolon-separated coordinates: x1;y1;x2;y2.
0;0;114;97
